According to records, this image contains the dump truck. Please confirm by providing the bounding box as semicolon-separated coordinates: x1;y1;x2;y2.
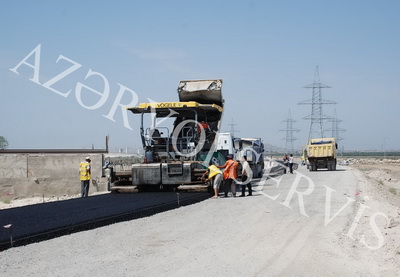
106;79;225;192
307;138;337;171
234;138;265;178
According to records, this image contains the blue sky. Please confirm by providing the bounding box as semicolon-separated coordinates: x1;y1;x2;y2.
1;0;399;152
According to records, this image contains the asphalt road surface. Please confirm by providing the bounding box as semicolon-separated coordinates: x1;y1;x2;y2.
0;191;208;250
0;164;397;276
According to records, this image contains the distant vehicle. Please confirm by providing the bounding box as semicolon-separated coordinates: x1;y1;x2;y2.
307;138;337;171
235;138;265;178
215;132;236;158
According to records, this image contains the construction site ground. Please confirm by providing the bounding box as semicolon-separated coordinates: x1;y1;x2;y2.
1;158;400;276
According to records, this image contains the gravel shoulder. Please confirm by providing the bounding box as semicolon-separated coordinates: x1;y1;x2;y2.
1;160;400;276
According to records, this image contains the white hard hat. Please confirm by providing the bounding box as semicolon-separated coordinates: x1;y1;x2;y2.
86;156;91;160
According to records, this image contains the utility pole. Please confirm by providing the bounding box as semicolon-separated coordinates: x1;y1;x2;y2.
299;66;336;141
279;109;299;154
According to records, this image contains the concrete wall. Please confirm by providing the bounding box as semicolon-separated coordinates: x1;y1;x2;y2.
0;154;107;199
0;154;27;178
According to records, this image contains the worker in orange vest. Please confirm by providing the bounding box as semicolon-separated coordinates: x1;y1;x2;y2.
217;154;238;197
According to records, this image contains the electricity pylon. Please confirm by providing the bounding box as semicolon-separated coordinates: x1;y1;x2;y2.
279;109;300;154
227;117;239;137
326;109;345;154
299;66;336;141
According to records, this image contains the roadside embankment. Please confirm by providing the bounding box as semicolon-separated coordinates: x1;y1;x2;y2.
347;158;400;206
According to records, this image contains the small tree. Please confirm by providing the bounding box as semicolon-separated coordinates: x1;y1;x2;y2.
0;136;9;149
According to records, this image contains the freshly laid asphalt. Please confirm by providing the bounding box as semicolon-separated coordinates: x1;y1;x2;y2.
0;192;208;250
0;162;286;251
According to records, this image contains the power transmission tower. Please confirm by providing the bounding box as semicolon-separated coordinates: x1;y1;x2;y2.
299;66;336;141
227;117;239;137
327;109;345;142
326;109;345;155
279;110;300;154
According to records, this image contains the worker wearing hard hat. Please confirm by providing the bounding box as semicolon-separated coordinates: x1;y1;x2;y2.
79;156;91;197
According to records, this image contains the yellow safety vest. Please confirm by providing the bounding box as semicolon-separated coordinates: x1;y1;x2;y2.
208;165;222;179
79;162;91;181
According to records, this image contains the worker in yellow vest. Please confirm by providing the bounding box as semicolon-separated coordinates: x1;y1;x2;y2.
79;156;91;197
200;160;223;199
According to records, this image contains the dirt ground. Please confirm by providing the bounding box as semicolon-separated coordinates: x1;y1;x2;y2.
346;158;400;209
0;191;108;210
1;158;400;276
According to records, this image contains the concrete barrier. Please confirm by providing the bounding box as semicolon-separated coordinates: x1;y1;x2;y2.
0;154;27;178
0;154;106;199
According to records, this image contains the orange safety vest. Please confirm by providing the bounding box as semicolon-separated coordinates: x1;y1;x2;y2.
79;162;91;181
223;159;238;180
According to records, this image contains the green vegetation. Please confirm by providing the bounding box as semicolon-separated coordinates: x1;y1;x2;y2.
0;136;8;149
1;194;12;204
2;198;11;204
